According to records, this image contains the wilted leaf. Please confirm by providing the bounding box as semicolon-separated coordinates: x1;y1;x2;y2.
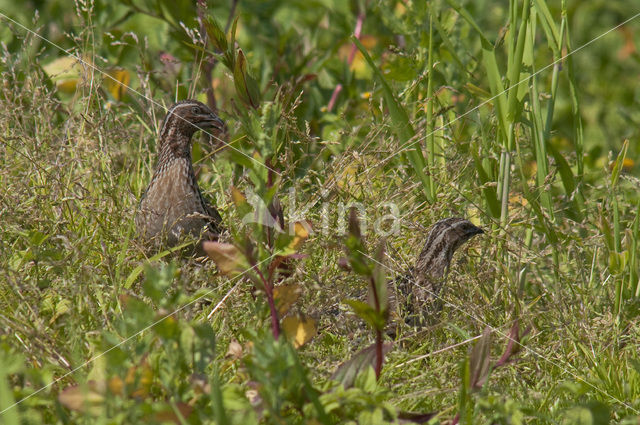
154;402;194;424
469;327;492;390
202;242;249;276
331;342;393;389
348;207;363;240
274;284;302;316
496;319;531;367
290;221;310;251
370;240;388;313
43;56;85;93
231;186;247;207
337;257;351;271
282;315;317;348
107;376;124;395
397;410;438;424
226;339;243;360
231;186;253;221
58;381;104;412
105;68;130;100
124;359;153;398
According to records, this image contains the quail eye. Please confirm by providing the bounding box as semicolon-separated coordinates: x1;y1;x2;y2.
191;106;201;114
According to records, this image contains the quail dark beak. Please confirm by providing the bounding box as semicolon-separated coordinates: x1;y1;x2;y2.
198;115;225;132
470;226;484;236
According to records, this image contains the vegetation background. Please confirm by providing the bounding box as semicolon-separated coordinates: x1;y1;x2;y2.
1;0;640;423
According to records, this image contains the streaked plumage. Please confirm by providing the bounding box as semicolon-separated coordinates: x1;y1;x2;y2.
135;100;224;252
394;218;483;326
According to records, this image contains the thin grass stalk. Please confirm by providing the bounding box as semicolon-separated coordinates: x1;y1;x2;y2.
425;11;436;201
530;75;555;223
499;0;528;230
562;0;584;181
506;0;529;123
499;129;513;229
613;195;622;319
610;140;628;317
631;201;640;297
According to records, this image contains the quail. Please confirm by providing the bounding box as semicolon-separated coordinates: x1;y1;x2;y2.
135;99;224;252
393;218;484;326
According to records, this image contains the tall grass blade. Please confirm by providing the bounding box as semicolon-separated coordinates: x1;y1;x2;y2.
352;37;433;202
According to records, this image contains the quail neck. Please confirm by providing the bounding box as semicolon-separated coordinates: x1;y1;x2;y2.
136;100;224;251
395;217;483;326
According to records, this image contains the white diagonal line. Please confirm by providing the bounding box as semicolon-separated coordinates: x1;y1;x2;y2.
359;249;639;414
0;11;281;177
0;252;276;415
357;10;640;177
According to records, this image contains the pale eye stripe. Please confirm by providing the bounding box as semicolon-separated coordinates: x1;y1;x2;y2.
421;223;453;264
159;102;196;138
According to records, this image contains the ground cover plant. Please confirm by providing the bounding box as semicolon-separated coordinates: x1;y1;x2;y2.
1;0;640;423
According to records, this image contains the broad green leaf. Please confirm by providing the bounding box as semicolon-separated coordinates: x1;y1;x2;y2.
233;50;260;109
203;16;228;53
331;342;393;389
371;241;388;313
344;299;385;331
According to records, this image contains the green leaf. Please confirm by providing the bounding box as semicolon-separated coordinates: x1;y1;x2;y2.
233;49;260;109
371;241;388;313
610;139;629;188
344;299;385;330
331;342;393;389
203;16;228;53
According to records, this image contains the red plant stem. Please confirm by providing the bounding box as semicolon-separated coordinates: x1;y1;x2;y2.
369;276;383;379
327;8;366;112
256;266;280;339
375;329;383;379
327;85;343;112
265;285;280;339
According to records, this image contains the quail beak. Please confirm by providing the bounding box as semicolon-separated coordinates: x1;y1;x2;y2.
469;226;484;236
198;115;225;132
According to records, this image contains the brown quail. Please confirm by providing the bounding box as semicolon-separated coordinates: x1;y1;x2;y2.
393;218;483;326
135;99;224;252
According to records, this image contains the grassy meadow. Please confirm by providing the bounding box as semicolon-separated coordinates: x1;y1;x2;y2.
1;0;640;423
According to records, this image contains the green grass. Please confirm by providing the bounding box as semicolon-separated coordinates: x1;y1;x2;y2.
1;0;640;423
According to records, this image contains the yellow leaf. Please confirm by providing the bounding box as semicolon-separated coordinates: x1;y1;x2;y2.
274;284;302;316
289;221;310;251
43;56;88;94
124;359;153;398
105;68;130;100
509;193;528;208
202;242;249;276
108;376;124;396
282;315;317;348
231;186;247;207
